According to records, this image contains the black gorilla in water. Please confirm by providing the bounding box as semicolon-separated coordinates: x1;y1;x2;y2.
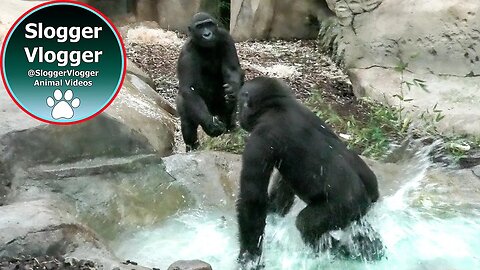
236;77;384;268
176;12;244;151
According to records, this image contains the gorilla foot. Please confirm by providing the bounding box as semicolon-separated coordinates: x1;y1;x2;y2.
204;116;226;137
305;228;385;262
238;253;264;270
325;227;385;261
226;122;238;133
185;141;200;152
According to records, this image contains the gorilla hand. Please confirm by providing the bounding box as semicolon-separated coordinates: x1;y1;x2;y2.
223;83;237;103
204;116;226;137
238;252;264;270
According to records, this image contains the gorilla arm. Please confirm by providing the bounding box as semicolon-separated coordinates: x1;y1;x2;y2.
177;52;225;136
237;134;275;264
221;33;243;103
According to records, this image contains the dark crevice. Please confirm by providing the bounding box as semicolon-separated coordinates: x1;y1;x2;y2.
220;0;231;30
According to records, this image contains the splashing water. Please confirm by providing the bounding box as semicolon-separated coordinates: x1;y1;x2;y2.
112;145;480;270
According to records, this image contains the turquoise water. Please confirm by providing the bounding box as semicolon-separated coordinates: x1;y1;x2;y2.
112;148;480;270
112;202;480;270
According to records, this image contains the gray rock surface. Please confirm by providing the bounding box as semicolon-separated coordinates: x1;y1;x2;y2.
105;72;176;155
230;0;331;41
0;62;176;197
0;198;149;269
0;0;43;25
155;0;212;32
167;260;212;270
324;0;480;136
163;151;241;209
164;151;480;214
8;154;193;241
0;199;107;265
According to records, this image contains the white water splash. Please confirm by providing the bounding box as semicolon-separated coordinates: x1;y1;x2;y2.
112;143;480;270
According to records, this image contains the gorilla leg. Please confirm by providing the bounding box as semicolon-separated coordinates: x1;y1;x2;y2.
219;100;237;131
267;171;295;216
180;118;199;152
344;220;385;261
295;202;384;260
295;202;350;250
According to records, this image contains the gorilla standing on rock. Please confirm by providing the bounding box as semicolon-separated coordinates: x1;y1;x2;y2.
236;77;384;268
176;12;244;151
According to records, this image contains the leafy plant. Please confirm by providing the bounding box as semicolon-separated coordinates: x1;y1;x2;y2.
403;78;429;92
306;91;408;158
200;128;248;154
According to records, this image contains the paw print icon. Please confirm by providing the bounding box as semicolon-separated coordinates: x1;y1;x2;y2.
46;89;80;119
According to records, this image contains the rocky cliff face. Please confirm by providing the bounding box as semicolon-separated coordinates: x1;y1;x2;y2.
324;0;480;136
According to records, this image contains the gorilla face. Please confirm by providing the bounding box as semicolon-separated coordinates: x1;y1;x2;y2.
188;12;219;48
238;77;294;132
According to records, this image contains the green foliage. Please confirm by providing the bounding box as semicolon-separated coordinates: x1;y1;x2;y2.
403;78;429;92
198;85;479;165
394;60;409;72
199;128;248;154
306;91;408;159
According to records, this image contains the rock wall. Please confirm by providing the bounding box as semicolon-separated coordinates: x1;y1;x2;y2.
81;0;330;39
230;0;333;41
322;0;480;136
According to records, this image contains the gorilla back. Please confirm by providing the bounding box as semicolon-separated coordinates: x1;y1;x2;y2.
236;77;384;267
176;12;243;151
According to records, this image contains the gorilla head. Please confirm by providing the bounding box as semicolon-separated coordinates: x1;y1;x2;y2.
238;77;294;132
188;12;220;48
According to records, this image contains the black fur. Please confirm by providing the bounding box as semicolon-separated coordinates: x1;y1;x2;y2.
176;12;244;151
236;77;384;268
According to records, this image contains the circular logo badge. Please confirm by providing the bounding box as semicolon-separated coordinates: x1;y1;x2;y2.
1;1;126;125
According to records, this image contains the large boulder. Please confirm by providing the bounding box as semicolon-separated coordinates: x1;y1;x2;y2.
230;0;332;41
323;0;480;136
163;151;241;209
0;199;116;268
0;62;176;204
167;260;212;270
155;0;221;32
8;154;193;241
105;70;176;155
0;198;150;269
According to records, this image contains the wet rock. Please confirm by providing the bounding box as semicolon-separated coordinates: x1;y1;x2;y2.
0;75;175;175
0;199;109;263
163;151;241;209
0;256;96;270
458;155;480;169
167;260;212;270
105;73;176;156
366;157;480;212
472;166;480;179
8;155;193;241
